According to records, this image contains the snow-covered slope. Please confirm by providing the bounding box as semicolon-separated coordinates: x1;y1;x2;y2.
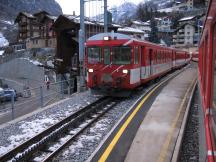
0;32;9;47
111;2;137;23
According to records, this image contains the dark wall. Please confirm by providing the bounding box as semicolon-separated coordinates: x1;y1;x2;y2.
56;30;78;73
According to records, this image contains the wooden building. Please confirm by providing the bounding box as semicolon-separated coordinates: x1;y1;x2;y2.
52;14;120;74
15;11;57;49
15;12;36;41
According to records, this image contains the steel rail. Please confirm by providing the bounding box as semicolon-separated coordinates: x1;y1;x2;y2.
42;100;118;162
0;97;115;162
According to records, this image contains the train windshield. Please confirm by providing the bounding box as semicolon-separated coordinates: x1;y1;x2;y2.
112;46;131;65
87;47;102;64
104;47;110;65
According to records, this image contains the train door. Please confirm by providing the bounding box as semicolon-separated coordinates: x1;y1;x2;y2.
210;23;216;144
172;51;176;68
149;49;153;75
141;46;147;79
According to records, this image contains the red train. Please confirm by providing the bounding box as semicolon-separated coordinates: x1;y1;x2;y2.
85;32;190;96
198;0;216;161
191;51;199;62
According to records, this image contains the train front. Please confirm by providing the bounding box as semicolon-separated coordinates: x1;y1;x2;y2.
85;33;137;96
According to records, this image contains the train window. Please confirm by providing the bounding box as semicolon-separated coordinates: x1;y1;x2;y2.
87;47;102;64
104;47;110;65
158;52;161;63
134;47;139;64
112;46;131;65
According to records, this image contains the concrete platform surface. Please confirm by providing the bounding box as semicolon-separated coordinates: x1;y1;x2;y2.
125;67;197;162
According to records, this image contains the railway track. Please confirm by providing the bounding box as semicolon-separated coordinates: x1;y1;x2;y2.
0;97;118;162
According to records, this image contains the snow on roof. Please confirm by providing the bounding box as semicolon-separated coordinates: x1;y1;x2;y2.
158;7;173;13
118;27;144;34
132;21;142;25
143;22;150;26
154;18;161;20
22;12;35;18
112;24;121;27
132;21;150;26
46;15;57;21
179;16;196;22
63;15;121;28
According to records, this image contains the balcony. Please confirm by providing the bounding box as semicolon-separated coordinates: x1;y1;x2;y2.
19;22;27;26
19;28;28;33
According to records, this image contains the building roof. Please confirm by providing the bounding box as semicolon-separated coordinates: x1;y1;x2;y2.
179;16;196;22
34;11;50;16
52;14;121;30
175;23;197;32
45;15;58;21
21;12;35;18
132;20;150;26
118;27;144;34
15;12;35;23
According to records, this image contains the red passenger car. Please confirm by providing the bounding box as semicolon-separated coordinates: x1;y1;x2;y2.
198;0;216;161
85;32;189;96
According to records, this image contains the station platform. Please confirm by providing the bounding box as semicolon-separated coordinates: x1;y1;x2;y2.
88;67;197;162
125;68;197;162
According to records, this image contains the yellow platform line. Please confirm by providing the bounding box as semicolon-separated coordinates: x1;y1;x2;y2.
98;78;168;162
157;78;196;162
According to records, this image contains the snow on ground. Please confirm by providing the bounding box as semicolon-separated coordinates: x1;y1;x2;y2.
47;60;54;68
0;50;4;56
0;32;9;47
56;88;150;161
20;58;43;66
0;91;101;156
0;20;13;25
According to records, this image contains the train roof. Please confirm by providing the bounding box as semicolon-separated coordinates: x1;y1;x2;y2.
88;32;131;41
87;32;188;53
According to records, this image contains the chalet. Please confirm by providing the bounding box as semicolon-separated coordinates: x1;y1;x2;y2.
15;12;36;41
157;17;172;32
173;23;199;48
130;21;151;40
15;11;57;49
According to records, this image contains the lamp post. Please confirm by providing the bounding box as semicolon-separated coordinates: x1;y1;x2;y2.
78;0;108;92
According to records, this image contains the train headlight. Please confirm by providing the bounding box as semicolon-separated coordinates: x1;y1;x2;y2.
103;36;110;41
88;69;94;73
122;69;128;74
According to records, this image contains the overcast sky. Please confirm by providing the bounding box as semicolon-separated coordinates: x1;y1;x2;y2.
56;0;144;15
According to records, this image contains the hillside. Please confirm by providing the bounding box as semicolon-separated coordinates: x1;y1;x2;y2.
111;2;137;24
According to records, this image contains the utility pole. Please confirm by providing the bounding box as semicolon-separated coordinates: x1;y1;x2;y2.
104;0;108;33
78;0;108;92
78;0;85;92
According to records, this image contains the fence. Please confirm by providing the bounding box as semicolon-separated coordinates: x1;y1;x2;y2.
0;50;27;64
0;79;76;123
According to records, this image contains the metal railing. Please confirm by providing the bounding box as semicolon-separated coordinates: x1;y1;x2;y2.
0;79;77;122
